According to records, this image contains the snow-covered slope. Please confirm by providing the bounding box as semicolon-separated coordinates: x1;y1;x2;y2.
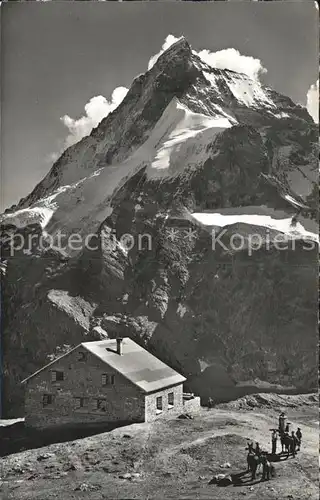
201;69;277;110
1;207;54;230
145;98;234;179
1;98;234;240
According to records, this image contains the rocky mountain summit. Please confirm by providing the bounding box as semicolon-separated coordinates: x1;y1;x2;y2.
1;37;318;416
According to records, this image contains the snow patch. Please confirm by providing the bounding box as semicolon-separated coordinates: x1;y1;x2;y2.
273;112;290;118
225;75;276;109
146;98;233;179
203;72;220;92
0;418;25;427
191;212;318;242
199;359;210;372
284;194;309;209
117;239;129;256
0;206;54;229
177;303;187;318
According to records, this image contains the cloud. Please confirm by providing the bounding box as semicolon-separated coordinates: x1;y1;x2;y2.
46;152;60;163
148;34;267;81
306;79;319;123
60;87;128;149
196;47;267;80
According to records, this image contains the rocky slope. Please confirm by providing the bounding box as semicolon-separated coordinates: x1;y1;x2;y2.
1;37;318;416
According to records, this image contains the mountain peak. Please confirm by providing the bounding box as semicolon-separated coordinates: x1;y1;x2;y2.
165;36;190;53
153;36;193;70
11;34;314;214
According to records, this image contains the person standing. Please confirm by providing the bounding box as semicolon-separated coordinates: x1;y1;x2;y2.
296;428;302;451
271;429;278;455
290;431;298;457
261;455;271;481
255;442;261;456
278;412;286;434
246;442;254;454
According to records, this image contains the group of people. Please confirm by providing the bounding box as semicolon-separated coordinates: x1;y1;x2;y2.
275;412;302;457
246;442;274;481
245;411;303;482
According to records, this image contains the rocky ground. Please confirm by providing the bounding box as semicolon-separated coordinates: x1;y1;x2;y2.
0;393;318;500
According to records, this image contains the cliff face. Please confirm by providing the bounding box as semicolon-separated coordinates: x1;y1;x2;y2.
1;38;318;416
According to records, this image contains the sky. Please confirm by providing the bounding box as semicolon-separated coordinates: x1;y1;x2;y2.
1;1;318;211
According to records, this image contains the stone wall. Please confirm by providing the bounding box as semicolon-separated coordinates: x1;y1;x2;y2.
24;347;145;428
144;384;184;422
183;396;201;414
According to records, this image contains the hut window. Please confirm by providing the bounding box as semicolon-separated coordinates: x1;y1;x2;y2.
43;394;54;407
156;396;163;413
168;392;174;409
102;374;115;386
51;370;64;382
75;397;86;409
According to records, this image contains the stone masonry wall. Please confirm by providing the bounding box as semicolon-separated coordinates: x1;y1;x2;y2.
144;384;184;422
24;347;145;428
183;396;201;414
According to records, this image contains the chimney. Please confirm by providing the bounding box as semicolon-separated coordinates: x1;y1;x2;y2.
116;338;123;355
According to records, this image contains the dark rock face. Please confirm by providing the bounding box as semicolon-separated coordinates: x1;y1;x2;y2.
1;38;318;416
